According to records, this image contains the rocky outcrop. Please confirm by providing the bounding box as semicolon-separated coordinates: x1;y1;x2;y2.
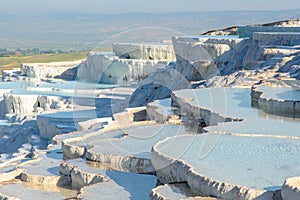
278;52;300;79
129;65;189;107
3;94;39;117
78;182;130;200
18;149;68;186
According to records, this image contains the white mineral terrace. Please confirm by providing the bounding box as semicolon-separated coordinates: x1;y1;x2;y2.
62;124;188;173
148;86;300;199
251;81;300;115
149;183;218;200
63;158;157;199
20;60;83;78
0;181;78;200
112;43;176;60
152;134;300;191
172;87;300;137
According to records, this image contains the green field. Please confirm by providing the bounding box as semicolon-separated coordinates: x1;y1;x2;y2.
0;51;89;76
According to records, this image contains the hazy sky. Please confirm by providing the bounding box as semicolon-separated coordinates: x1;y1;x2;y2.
0;0;299;14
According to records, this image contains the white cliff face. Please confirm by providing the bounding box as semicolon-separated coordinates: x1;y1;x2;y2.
112;43;176;60
171;35;248;82
3;94;39;117
3;94;70;119
253;32;300;46
77;52;116;82
171;29;300;87
238;26;300;38
20;60;83;79
77;51;170;84
172;38;219;81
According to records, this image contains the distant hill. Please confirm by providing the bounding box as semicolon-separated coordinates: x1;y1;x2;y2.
0;10;299;51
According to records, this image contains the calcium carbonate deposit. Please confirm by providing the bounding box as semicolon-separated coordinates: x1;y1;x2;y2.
0;19;300;200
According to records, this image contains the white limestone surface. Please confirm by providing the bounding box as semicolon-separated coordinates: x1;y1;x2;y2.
0;181;78;200
77;51;169;84
172;38;218;81
149;183;218;200
20;60;83;79
253;32;300;46
60;119;154;160
146;98;178;123
62;158;157;200
173;36;244;49
78;175;156;200
19;149;65;185
77;117;112;131
251;82;300;114
85;124;188;174
172;88;300;138
37;109;95;139
238;26;300;38
151;134;300;199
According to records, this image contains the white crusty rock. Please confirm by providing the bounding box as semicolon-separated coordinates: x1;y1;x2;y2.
0;181;78;200
2;93;70;118
129;65;189;107
151;135;282;200
112;43;176;60
61;124;187;173
149;183;219;200
253;32;300;46
61;158;157;199
146;98;180;124
172;38;218;81
281;177;300;200
77;51;170;84
37;110;95;140
20;60;83;79
251;80;300;114
19;149;67;186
